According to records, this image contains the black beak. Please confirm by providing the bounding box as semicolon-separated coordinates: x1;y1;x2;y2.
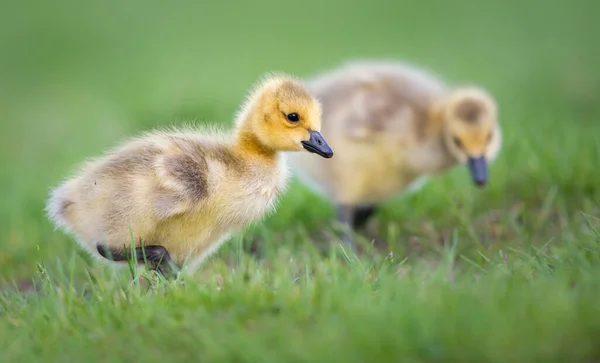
301;130;334;158
468;156;488;187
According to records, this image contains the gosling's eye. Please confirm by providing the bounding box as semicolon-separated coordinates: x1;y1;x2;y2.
286;113;300;123
486;132;493;144
453;136;463;149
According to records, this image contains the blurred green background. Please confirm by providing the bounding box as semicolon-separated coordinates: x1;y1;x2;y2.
1;0;599;281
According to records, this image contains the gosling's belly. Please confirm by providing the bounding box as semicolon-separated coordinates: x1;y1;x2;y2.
154;194;276;265
357;175;412;205
366;174;429;202
155;213;236;265
334;161;415;206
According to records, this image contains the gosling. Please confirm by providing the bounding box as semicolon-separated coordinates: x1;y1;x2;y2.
46;73;334;277
287;60;502;248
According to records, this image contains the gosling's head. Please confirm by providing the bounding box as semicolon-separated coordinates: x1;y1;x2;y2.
441;87;501;187
238;73;333;158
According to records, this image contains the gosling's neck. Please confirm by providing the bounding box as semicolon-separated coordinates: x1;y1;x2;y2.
233;123;278;164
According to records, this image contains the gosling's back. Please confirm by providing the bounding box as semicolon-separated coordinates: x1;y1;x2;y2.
288;61;452;206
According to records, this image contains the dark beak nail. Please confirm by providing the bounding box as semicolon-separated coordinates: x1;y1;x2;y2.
301;130;334;158
468;156;487;187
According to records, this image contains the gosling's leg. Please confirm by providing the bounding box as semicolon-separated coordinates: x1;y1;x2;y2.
96;243;179;278
352;205;377;230
336;205;357;251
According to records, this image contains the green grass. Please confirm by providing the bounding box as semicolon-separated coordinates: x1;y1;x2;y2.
1;0;600;361
3;233;600;362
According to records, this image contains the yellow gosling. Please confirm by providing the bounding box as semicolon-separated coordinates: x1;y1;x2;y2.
288;60;501;248
46;73;333;276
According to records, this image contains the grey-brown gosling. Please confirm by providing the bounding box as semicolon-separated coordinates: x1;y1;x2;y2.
46;73;333;277
287;60;502;248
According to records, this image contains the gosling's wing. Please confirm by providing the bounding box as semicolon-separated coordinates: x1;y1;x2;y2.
151;132;239;220
153;146;210;219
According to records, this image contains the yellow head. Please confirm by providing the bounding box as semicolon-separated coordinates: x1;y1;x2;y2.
235;73;333;158
441;87;502;186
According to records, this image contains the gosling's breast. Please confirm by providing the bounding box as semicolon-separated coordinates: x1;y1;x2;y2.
226;158;288;225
